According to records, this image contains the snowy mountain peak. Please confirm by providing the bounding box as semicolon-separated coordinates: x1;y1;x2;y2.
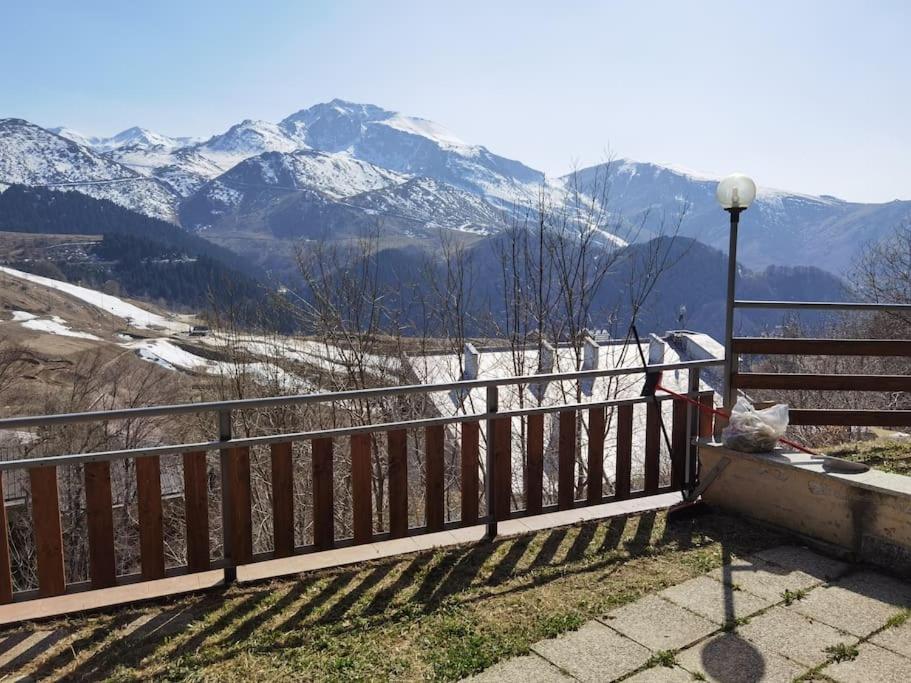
50;125;196;152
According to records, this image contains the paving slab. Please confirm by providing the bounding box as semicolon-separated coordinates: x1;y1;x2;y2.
659;575;774;626
822;642;911;683
737;606;855;667
676;632;804;683
791;571;911;637
622;665;694;682
465;654;573;682
600;594;717;652
752;545;849;582
708;557;822;602
869;618;911;658
532;621;651;683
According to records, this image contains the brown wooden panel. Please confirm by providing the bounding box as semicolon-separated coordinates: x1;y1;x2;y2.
312;437;334;550
670;400;688;490
698;393;715;438
224;447;252;565
425;425;445;532
270;442;294;558
644;402;660;492
387;429;408;538
0;472;13;603
615;405;633;500
525;413;544;515
789;409;911;427
29;466;65;597
136;455;165;580
84;461;116;589
733;337;911;357
586;407;605;505
460;421;479;525
558;410;576;510
493;416;512;520
351;433;373;544
733;373;911;392
182;451;210;572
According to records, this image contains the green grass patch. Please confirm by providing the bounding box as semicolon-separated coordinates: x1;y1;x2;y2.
824;642;859;663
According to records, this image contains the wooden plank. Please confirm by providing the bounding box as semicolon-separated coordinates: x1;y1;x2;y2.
425;425;445;532
312;438;334;550
136;455;165;580
84;461;116;589
615;405;633;500
0;472;13;603
493;416;512;520
733;373;911;392
698;393;715;438
224;447;252;565
670;399;688;490
789;409;911;427
644;402;660;492
525;413;544;515
558;410;575;510
182;451;210;572
460;421;479;525
732;337;911;357
586;407;605;505
29;467;65;597
270;442;294;558
387;429;408;538
351;434;373;544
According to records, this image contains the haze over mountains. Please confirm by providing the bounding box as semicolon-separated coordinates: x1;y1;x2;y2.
1;99;907;276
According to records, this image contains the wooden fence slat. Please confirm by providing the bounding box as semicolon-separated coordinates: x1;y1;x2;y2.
351;434;373;544
425;425;445;532
29;466;65;597
789;409;911;427
312;438;334;550
84;461;116;589
224;447;252;565
732;337;911;357
733;373;911;392
270;442;294;558
558;410;576;510
388;430;408;538
670;399;688;490
460;421;480;525
644;402;661;492
0;472;13;603
136;455;165;580
526;413;544;515
615;404;633;500
587;407;605;505
698;393;715;438
182;451;210;572
493;416;511;520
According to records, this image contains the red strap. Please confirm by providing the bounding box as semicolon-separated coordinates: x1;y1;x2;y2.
654;382;819;456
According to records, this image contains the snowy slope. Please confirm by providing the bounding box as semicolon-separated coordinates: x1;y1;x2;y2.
0;119;181;221
52;126;200;152
193;119;300;172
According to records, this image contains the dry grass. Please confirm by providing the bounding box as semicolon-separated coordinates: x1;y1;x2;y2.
0;510;786;681
824;435;911;477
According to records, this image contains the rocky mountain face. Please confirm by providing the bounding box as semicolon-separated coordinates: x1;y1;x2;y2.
3;100;909;276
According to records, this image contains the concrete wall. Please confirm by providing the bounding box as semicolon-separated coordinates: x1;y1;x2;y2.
700;444;911;574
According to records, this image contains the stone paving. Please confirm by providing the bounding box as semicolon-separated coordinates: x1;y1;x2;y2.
466;546;911;683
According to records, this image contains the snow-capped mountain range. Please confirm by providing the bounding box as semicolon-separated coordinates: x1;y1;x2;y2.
2;99;910;272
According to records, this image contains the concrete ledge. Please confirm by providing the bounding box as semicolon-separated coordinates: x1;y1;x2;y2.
699;443;911;572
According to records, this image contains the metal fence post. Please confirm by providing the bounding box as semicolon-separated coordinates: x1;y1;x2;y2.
684;368;700;500
485;385;498;541
218;410;236;584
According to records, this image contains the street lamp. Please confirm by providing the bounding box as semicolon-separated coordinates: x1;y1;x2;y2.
716;173;757;411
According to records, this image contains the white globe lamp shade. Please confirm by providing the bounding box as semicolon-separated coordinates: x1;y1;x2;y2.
716;173;757;209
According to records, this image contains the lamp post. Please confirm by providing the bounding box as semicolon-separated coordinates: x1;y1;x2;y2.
716;173;757;411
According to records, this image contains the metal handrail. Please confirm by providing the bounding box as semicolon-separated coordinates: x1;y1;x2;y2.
0;358;722;430
734;300;911;312
0;390;711;472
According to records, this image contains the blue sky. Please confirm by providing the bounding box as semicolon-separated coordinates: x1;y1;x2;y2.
2;0;908;202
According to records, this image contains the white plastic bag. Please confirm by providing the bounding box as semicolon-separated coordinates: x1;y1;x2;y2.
721;398;789;453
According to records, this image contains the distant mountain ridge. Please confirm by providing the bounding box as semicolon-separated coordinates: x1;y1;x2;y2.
1;100;909;273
